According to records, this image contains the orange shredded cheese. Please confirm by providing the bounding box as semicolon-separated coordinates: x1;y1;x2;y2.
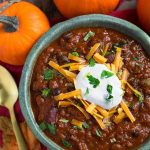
86;43;100;60
120;100;135;123
96;106;109;118
69;64;87;71
111;64;116;73
102;43;110;56
54;89;81;101
105;63;111;70
121;68;129;89
94;116;105;130
93;53;107;64
58;101;90;119
71;119;83;129
49;61;76;82
113;47;122;73
68;53;86;63
114;108;126;124
60;63;81;68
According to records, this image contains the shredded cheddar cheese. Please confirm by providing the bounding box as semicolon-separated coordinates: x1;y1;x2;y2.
96;106;109;118
120;100;135;123
86;43;100;60
94;116;105;130
113;47;122;73
121;68;129;89
68;53;86;63
69;64;87;71
102;43;110;56
71;119;83;129
93;53;107;64
114;108;126;124
59;101;90;119
54;89;81;101
60;63;81;68
49;61;76;82
110;64;116;73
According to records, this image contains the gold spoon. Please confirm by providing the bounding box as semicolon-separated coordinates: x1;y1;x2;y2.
0;65;27;150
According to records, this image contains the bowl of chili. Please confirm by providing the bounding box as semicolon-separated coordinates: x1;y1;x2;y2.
19;14;150;150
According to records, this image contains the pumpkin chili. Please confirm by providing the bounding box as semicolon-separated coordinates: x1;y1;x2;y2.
31;27;150;150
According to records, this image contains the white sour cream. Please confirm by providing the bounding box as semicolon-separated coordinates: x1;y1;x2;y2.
75;64;123;110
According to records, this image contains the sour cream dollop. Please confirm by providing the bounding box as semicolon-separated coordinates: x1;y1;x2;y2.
75;64;123;110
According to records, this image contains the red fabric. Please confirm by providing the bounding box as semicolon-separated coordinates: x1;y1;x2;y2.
0;8;143;149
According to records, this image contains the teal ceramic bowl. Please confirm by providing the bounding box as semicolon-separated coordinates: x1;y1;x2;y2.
19;14;150;150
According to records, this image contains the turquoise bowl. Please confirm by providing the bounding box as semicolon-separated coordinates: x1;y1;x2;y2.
19;14;150;150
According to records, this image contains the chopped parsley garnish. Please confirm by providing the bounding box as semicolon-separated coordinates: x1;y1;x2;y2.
96;129;102;137
111;41;126;52
101;70;114;79
41;88;51;97
73;47;77;51
106;41;126;56
59;119;69;123
39;122;47;131
84;31;95;41
89;58;95;67
84;87;89;96
107;84;113;94
87;75;100;88
62;140;72;148
72;51;79;57
135;92;144;103
44;69;53;80
73;125;82;130
133;57;139;61
105;95;113;102
110;138;117;143
47;124;56;135
117;70;122;77
82;122;90;129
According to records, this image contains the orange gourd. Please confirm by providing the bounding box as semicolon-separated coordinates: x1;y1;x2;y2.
54;0;120;18
137;0;150;34
0;1;50;65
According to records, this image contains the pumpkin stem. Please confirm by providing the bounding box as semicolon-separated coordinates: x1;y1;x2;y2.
0;0;21;13
0;16;19;32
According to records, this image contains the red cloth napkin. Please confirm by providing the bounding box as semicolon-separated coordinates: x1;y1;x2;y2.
0;1;144;148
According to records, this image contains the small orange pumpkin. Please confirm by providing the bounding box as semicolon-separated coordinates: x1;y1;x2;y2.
54;0;120;18
137;0;150;34
0;1;50;66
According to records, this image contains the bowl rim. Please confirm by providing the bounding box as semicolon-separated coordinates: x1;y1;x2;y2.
19;14;150;150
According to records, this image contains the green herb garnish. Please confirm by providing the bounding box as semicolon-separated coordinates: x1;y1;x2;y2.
41;88;51;97
110;138;117;143
89;58;95;67
96;129;102;137
84;87;89;96
133;57;139;61
47;124;56;135
73;125;82;130
44;69;53;80
135;92;144;103
101;70;114;79
117;70;122;77
84;31;95;41
82;122;90;129
39;122;47;131
111;41;126;52
59;119;69;123
62;140;71;148
107;84;113;95
106;94;113;102
72;52;79;57
87;75;100;88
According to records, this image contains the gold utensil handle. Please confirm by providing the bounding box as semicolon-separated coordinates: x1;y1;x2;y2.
9;107;27;150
